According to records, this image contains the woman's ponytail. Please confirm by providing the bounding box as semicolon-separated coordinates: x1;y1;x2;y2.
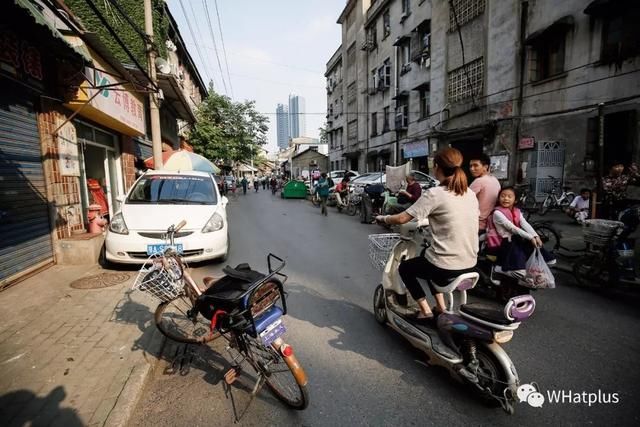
434;148;468;196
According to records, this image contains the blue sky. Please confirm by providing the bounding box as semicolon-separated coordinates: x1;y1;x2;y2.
165;0;345;153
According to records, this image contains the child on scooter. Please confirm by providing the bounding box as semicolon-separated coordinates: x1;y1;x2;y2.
488;187;555;277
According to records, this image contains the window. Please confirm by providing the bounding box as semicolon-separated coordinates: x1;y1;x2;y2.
329;102;334;117
371;112;378;136
371;69;378;93
395;102;408;130
347;82;357;105
383;106;390;132
347;44;356;74
348;120;358;144
363;26;377;51
449;0;485;31
378;59;391;90
447;57;484;102
383;10;391;38
402;0;411;16
401;43;411;74
419;89;429;119
529;35;565;81
411;21;431;64
600;8;640;65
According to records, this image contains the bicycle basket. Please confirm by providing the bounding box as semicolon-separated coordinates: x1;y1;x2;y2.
368;233;401;271
582;219;624;247
132;254;183;302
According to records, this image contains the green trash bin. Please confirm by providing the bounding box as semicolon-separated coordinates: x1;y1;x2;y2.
281;180;308;199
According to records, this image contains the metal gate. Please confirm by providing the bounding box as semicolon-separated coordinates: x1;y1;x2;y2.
526;140;565;198
0;89;53;286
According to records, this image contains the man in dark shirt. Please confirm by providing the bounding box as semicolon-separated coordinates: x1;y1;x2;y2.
386;172;422;213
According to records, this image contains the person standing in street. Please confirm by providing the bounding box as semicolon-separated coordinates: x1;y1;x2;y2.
262;177;267;190
469;153;501;233
317;172;330;216
254;177;259;192
241;176;248;195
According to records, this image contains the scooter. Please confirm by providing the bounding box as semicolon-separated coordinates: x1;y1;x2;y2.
370;221;536;414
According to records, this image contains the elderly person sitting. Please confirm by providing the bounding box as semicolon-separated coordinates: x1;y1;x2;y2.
385;172;422;214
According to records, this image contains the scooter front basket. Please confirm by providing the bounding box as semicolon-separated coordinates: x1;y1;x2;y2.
368;233;401;270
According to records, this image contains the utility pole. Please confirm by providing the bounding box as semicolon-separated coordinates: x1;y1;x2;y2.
144;0;163;169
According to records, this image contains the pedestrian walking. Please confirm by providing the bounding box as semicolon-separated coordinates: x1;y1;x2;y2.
262;178;267;190
241;176;248;195
254;178;260;192
316;172;330;216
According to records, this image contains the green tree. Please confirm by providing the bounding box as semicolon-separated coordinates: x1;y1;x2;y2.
319;122;328;145
190;88;269;164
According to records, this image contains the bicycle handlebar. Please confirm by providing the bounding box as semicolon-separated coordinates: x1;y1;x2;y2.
174;220;187;232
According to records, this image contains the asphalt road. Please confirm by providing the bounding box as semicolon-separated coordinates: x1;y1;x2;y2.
130;190;640;427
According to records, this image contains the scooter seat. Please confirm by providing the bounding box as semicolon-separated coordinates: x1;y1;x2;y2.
459;303;513;325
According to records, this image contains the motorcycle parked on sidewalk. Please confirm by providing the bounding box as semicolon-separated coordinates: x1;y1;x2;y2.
368;222;536;414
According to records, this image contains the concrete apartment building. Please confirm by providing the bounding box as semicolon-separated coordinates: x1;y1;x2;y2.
276;103;290;150
327;0;640;194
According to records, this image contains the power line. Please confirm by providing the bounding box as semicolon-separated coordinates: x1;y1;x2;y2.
177;0;213;87
202;0;228;96
213;0;234;98
187;0;222;92
229;73;325;89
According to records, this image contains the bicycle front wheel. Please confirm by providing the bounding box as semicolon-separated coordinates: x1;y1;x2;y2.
244;336;309;409
539;196;552;215
155;296;219;344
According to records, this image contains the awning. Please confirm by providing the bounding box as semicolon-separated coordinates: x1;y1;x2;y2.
343;150;361;159
392;91;410;100
584;0;633;15
412;82;430;91
393;35;411;46
525;16;574;45
13;0;91;63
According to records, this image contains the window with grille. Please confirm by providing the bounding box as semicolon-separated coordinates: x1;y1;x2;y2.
383;10;391;38
348;120;358;143
419;89;429;119
347;82;357;105
347;44;356;71
447;58;483;102
383;106;390;132
528;35;565;81
449;0;485;31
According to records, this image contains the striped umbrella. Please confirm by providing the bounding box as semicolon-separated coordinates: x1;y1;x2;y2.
162;150;220;174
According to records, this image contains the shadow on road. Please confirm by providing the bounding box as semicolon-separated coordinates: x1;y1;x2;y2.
0;386;82;426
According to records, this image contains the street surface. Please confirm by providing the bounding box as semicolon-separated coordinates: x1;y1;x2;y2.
130;190;640;426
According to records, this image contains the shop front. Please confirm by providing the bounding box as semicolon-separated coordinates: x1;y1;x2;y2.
0;2;88;287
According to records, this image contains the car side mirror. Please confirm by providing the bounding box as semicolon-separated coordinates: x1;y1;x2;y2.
116;194;126;203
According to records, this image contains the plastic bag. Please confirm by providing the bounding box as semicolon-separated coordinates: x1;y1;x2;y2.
524;248;556;289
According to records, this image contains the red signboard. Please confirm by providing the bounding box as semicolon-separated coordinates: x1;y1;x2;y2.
519;137;535;150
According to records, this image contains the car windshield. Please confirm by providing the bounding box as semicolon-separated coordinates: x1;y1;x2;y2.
127;175;217;205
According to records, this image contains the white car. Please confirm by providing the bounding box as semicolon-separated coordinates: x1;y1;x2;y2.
104;170;229;265
351;170;438;193
329;169;359;184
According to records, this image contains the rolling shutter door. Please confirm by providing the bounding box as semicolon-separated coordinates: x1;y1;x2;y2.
0;90;53;285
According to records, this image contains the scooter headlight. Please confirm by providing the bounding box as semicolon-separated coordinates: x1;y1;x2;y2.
493;330;513;343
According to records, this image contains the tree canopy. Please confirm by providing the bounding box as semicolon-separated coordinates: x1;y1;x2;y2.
190;88;269;164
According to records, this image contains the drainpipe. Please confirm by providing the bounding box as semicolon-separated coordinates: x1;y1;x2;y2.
514;0;529;185
394;44;400;166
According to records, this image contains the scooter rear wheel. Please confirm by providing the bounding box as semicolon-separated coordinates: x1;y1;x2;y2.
474;346;509;407
373;285;387;324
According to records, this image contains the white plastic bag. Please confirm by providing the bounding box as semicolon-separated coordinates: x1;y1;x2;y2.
524;248;556;289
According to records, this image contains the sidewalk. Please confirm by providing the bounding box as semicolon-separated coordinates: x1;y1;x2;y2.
0;264;164;427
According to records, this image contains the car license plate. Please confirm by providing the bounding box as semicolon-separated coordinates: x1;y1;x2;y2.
259;318;286;346
147;244;183;255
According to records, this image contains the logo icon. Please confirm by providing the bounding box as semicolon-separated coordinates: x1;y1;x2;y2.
517;383;545;408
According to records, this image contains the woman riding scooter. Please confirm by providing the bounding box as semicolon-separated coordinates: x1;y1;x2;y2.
376;147;479;322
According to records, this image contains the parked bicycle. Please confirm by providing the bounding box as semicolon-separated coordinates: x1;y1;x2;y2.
515;183;538;217
133;221;309;409
573;218;639;288
538;177;575;215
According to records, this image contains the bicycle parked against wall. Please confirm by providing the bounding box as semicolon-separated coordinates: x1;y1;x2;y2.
538;176;575;215
515;184;538;219
133;221;309;409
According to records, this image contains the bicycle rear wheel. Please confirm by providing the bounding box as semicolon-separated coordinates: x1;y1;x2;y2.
532;223;561;254
244;336;309;409
539;196;552;215
572;254;603;287
155;296;219;344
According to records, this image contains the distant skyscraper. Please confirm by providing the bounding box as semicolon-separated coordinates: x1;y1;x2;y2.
276;103;290;150
288;94;306;139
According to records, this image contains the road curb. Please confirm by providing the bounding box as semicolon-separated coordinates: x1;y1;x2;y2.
105;329;165;427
